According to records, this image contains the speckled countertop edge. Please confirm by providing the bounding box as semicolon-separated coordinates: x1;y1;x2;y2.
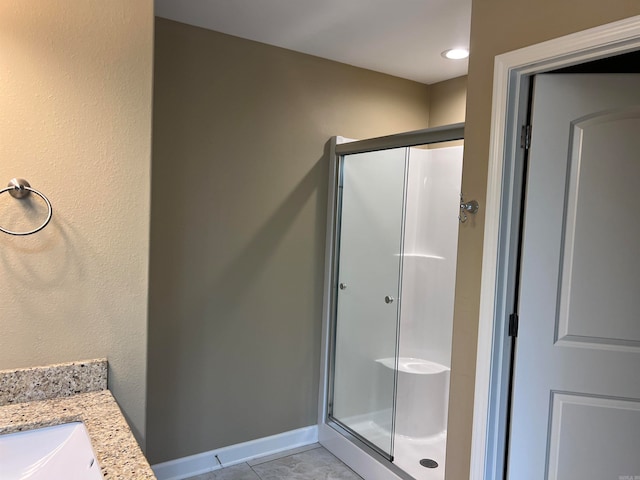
0;358;107;406
0;390;155;480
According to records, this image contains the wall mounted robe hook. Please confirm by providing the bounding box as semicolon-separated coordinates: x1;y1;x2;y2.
459;194;479;223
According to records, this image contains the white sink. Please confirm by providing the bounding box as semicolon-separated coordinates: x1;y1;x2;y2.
0;422;104;479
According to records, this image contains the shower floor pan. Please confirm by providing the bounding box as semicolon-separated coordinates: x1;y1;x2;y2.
348;418;446;480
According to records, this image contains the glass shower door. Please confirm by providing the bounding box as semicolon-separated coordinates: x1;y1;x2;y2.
330;147;407;460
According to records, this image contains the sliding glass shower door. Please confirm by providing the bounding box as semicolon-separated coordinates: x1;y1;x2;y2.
330;147;407;459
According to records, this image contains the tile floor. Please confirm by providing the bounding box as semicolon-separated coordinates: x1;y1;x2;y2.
185;444;363;480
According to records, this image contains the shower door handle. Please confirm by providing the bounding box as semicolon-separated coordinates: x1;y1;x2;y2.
384;295;394;304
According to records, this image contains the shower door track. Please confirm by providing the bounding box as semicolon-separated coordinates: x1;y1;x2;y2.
318;122;465;480
327;416;396;462
332;123;464;156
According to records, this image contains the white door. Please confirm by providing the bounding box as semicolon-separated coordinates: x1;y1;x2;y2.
508;74;640;480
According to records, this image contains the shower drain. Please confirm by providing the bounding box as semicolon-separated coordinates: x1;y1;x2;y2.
419;458;439;469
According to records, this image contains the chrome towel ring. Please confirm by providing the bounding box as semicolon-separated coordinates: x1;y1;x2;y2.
0;178;53;236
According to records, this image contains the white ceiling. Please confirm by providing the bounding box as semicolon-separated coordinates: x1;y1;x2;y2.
154;0;471;85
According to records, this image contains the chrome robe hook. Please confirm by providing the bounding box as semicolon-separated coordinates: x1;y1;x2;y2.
459;194;479;223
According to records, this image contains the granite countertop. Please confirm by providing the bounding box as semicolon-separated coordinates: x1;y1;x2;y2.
0;360;155;480
0;359;109;406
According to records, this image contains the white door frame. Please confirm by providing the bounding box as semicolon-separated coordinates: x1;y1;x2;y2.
470;14;640;480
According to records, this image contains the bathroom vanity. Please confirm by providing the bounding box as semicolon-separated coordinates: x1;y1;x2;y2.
0;359;155;479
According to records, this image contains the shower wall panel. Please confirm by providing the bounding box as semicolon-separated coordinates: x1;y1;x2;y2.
399;146;463;367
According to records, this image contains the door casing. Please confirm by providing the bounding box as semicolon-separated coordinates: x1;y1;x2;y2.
470;14;640;480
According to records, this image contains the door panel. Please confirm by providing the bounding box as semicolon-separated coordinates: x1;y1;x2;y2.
547;394;640;479
508;74;640;480
558;110;640;347
331;147;407;458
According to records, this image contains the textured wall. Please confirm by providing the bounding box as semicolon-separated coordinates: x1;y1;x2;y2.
148;18;432;464
429;76;467;127
447;3;640;479
0;1;153;445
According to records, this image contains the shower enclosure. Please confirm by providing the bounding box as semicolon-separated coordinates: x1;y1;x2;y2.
318;124;464;480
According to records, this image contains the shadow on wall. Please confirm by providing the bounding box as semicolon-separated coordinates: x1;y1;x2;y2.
147;142;330;462
194;155;327;319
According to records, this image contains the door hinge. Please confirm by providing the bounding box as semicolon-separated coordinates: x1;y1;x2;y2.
508;313;519;337
520;124;532;150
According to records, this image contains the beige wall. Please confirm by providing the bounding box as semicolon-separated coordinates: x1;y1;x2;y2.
147;18;436;464
0;1;153;444
429;76;467;127
447;3;640;479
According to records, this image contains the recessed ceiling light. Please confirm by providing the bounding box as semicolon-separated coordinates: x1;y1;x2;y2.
441;48;469;60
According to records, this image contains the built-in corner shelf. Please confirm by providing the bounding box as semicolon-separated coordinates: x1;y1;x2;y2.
395;253;445;260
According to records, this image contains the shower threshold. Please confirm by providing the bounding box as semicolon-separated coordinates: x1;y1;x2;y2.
347;419;446;480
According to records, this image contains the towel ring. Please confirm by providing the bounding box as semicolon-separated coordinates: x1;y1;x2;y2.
0;178;53;236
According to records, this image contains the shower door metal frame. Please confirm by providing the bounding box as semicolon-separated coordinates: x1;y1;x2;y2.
329;144;410;462
318;123;465;478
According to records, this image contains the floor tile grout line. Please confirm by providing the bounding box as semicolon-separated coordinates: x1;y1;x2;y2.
249;462;265;480
249;446;325;479
248;443;323;467
190;445;362;480
323;448;364;479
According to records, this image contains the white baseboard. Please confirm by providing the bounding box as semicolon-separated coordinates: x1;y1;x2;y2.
152;425;319;480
